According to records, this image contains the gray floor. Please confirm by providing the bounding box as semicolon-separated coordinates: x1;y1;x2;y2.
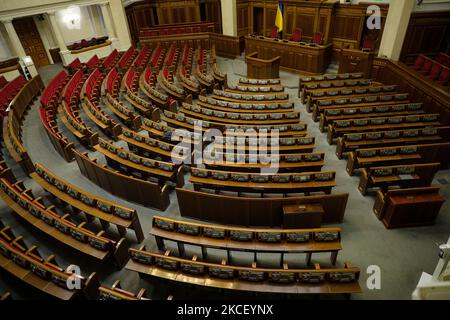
0;57;449;300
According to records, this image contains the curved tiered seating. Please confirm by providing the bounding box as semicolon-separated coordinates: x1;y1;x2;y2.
31;163;144;243
3;75;43;174
38;106;74;162
151;215;342;265
126;246;361;295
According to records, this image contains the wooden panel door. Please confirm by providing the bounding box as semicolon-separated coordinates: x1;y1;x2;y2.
13;17;49;68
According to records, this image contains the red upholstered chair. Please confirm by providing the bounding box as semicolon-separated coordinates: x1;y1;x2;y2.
421;57;433;75
313;32;323;45
361;36;375;52
290;28;302;42
270;26;279;39
429;63;443;80
414;55;425;70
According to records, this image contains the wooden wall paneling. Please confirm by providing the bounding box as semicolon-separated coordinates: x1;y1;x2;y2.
400;11;450;64
203;0;221;33
264;3;277;36
237;1;249;36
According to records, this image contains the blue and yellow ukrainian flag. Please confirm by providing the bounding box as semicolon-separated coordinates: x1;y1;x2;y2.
275;0;284;32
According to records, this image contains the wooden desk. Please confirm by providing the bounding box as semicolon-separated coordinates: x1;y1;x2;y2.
339;49;374;78
245;36;332;74
383;193;445;228
283;204;324;228
245;51;280;79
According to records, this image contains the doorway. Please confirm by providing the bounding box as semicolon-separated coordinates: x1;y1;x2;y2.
13;17;50;68
253;7;264;35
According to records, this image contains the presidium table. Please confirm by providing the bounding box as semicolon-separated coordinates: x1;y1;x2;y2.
245;35;332;75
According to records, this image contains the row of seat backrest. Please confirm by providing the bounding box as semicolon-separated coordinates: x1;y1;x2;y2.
118;47;136;70
226;84;284;92
0;219;93;295
84;97;118;129
157;69;184;95
63;69;84;104
150;45;165;68
105;94;136;117
33;164;136;221
342;126;443;143
103;49;120;69
1;175;119;253
215;135;313;146
122;127;187;154
191;168;335;183
125;89;154;109
178;66;200;89
300;73;364;87
365;162;439;178
414;54;450;83
152;215;340;243
99;280;148;300
310;85;395;98
213;63;225;80
62;100;93;136
195;62;214;85
124;67;138;92
86;54;101;70
41;71;68;108
105;68;120;95
85;69;103;100
67;58;83;73
181;45;193;66
133;45;150;70
38;106;74;162
98;138;176;172
164;44;179;67
142;117;201;142
181;102;299;121
213;89;289;101
141;69;169;102
304;80;372;93
129;248;359;284
239;78;280;85
0;75;27;109
332;113;439;129
203;151;323;164
199;95;294;110
317;93;409;107
324;103;422;117
73;150;170;211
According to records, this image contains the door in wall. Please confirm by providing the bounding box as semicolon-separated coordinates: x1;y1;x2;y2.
13;17;50;68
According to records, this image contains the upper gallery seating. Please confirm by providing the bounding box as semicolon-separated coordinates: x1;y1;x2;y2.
412;53;450;87
67;36;109;51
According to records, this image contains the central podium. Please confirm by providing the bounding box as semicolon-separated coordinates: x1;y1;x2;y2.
245;51;280;79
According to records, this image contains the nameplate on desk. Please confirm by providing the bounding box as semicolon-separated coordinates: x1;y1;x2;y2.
399;174;414;180
297;205;307;211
